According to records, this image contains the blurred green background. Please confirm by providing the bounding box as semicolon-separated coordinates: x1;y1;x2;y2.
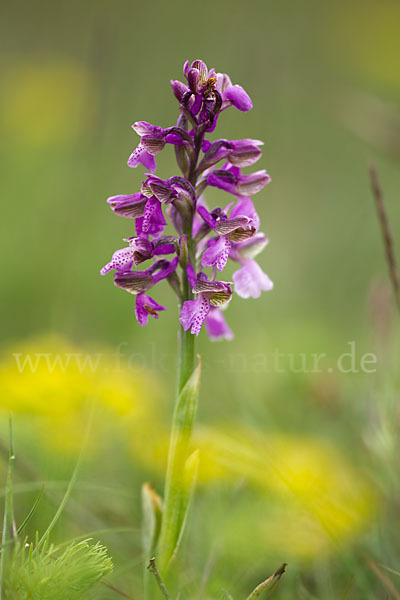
1;0;400;597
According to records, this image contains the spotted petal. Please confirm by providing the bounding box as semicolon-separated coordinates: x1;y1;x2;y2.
201;236;231;272
100;247;134;275
179;295;210;336
128;144;157;172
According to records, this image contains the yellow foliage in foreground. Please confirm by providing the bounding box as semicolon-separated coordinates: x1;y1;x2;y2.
0;335;376;560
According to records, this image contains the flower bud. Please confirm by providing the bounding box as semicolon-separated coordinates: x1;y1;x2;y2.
170;79;187;102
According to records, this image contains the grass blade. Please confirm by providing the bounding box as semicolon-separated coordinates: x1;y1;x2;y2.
17;486;44;536
366;557;400;600
157;358;201;571
0;418;16;600
35;456;81;551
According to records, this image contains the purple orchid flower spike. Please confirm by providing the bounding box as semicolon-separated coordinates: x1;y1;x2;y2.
102;58;273;339
100;58;276;578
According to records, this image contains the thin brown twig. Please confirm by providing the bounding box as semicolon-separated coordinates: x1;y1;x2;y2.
368;161;400;312
366;556;400;600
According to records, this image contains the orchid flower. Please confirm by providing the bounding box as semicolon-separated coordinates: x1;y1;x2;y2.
101;58;273;339
100;58;275;580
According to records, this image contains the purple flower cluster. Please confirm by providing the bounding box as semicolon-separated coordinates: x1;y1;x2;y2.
101;59;273;340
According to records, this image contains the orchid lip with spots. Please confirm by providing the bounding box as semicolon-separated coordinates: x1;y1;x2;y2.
101;58;273;339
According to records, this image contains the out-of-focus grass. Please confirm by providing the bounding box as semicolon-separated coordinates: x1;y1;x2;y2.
1;331;399;597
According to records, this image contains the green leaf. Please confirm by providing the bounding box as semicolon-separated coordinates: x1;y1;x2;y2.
170;448;200;564
157;358;201;572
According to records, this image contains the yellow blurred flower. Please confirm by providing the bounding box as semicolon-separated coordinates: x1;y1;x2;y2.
196;428;376;559
130;424;376;559
0;334;160;453
1;58;96;147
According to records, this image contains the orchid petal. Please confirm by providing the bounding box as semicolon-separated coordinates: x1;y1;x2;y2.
201;236;231;271
135;292;166;326
180;295;210;336
233;259;273;298
205;308;234;341
100;247;134;276
223;84;253;111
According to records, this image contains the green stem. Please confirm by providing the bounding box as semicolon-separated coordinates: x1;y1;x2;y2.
157;275;197;575
177;120;201;394
177;318;195;394
177;250;196;394
156;118;204;577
